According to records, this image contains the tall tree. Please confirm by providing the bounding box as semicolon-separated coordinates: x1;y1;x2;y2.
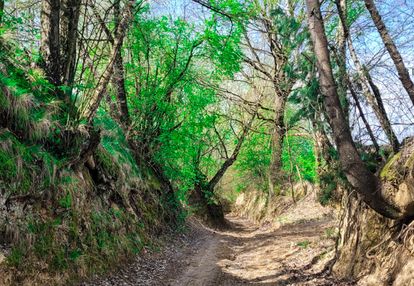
336;0;399;152
305;0;400;219
347;35;399;152
112;0;130;125
243;1;306;193
40;0;81;103
346;77;380;154
335;0;349;120
83;0;135;123
40;0;61;88
364;0;414;107
60;0;81;95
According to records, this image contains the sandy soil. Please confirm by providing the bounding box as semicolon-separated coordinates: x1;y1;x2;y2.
81;196;356;286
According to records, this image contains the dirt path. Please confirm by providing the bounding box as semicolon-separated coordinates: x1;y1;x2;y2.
82;197;355;286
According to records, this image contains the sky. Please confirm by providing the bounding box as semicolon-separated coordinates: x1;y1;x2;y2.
4;0;414;144
151;0;414;142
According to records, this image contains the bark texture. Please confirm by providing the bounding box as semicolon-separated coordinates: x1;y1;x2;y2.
335;0;349;120
364;0;414;107
40;0;61;87
60;0;81;92
347;36;399;152
268;107;286;193
84;0;135;123
336;0;399;152
40;0;81;102
112;0;130;125
305;0;401;219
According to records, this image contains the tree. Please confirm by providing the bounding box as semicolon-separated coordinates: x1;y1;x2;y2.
40;0;61;88
335;0;399;152
347;34;399;152
40;0;81;95
242;1;307;193
83;0;136;123
364;0;414;107
334;0;350;120
305;0;400;219
112;0;130;125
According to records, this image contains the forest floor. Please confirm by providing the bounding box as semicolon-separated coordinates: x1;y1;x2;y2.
81;196;356;286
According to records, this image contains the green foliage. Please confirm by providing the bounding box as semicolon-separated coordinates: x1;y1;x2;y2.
0;130;57;195
235;127;316;195
6;245;25;268
282;134;316;183
123;8;246;203
94;110;140;176
0;0;373;282
59;193;72;209
0;42;59;141
346;1;365;27
319;172;338;205
359;148;381;173
234;128;271;192
318;148;347;205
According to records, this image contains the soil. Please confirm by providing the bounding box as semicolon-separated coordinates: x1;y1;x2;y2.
81;196;356;286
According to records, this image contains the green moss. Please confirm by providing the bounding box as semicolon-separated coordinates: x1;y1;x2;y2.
95;146;121;178
380;152;402;180
94;110;141;177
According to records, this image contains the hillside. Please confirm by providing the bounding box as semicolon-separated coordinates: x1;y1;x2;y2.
1;0;414;285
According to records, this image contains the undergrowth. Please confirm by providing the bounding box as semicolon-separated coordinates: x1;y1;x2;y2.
0;126;181;284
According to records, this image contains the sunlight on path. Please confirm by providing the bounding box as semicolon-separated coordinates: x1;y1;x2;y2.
169;194;354;285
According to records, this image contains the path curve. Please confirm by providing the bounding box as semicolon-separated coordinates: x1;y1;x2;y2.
82;208;355;285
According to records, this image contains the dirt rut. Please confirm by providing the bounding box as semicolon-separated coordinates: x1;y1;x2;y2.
82;202;355;285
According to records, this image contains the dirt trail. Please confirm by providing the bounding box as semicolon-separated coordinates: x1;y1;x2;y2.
82;197;355;286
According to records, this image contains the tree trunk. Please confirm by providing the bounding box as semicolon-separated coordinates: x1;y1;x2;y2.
347;79;380;154
336;0;400;152
305;0;400;219
84;0;135;123
193;114;255;225
268;107;286;194
336;0;399;152
60;0;81;99
193;182;225;226
364;0;414;107
335;0;349;121
40;0;61;87
112;0;130;125
347;36;399;152
363;64;399;152
207;114;255;191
